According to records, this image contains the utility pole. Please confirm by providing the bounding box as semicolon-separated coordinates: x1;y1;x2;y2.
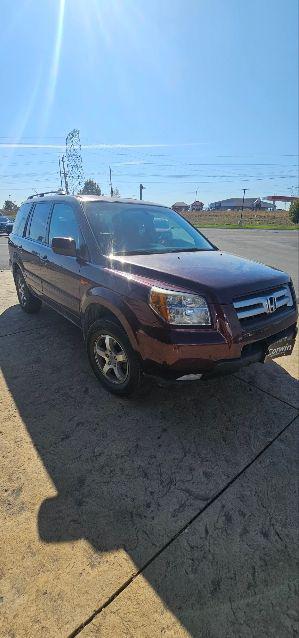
61;155;69;194
240;188;248;225
139;183;145;200
109;166;113;197
59;158;63;190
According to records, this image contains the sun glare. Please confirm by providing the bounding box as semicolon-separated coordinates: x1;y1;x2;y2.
40;0;66;132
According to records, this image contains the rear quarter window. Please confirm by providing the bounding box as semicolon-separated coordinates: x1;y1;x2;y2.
27;202;52;243
13;203;32;236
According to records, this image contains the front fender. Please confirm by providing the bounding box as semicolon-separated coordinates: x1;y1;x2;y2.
81;286;139;350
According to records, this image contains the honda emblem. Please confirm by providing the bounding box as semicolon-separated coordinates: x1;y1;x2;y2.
266;296;277;314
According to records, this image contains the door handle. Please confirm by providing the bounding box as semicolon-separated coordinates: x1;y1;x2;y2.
40;255;48;262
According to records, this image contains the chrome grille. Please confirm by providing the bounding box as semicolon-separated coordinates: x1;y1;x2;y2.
233;285;293;321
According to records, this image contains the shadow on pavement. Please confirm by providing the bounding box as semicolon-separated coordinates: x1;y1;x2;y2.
1;302;297;636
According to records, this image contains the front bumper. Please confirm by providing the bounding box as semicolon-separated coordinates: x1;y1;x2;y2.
137;306;297;380
204;325;297;378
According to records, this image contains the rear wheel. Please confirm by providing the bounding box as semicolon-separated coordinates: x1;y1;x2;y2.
15;269;42;313
87;319;142;396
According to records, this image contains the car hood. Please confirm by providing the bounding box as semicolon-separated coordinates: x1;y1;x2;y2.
112;250;289;303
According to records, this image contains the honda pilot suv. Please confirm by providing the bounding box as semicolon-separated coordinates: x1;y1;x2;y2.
9;193;297;396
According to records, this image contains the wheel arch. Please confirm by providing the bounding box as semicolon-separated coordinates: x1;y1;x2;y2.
81;292;139;350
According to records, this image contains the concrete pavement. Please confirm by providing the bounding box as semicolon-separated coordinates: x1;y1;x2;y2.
0;271;298;637
0;236;10;270
80;418;298;638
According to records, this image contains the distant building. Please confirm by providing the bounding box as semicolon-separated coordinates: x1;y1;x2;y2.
190;200;204;211
172;202;189;213
265;195;298;206
209;198;274;211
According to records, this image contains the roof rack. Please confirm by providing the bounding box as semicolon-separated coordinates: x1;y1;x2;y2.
27;189;66;200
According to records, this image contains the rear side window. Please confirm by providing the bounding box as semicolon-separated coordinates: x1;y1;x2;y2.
13;203;32;236
27;202;52;243
48;203;80;245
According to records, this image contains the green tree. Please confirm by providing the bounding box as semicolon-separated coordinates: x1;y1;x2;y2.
112;186;120;197
289;199;299;224
80;179;101;195
3;199;18;214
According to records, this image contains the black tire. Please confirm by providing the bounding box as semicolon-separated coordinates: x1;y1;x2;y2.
86;319;142;396
14;269;42;314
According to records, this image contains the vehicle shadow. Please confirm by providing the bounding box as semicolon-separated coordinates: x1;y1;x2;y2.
1;302;297;636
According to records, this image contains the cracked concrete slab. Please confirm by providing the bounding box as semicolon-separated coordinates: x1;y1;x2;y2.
79;418;299;638
0;271;298;637
236;336;299;409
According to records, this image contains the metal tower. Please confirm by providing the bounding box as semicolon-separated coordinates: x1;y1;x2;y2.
65;129;84;194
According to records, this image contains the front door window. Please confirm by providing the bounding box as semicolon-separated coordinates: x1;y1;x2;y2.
48;203;80;247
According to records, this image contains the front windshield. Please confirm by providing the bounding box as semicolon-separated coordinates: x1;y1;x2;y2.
84;202;215;256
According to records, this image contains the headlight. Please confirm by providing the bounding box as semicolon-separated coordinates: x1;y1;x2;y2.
149;287;211;325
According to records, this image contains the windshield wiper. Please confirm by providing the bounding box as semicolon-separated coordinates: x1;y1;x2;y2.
111;247;213;256
166;247;212;253
112;249;161;256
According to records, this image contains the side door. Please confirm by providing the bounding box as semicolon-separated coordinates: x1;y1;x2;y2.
40;202;83;316
21;201;53;294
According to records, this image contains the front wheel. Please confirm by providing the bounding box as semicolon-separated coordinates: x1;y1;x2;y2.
15;269;42;313
86;319;142;396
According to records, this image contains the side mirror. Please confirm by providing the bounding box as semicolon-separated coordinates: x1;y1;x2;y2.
51;237;77;257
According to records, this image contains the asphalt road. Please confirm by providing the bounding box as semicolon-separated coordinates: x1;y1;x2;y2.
201;228;299;296
1;228;298;293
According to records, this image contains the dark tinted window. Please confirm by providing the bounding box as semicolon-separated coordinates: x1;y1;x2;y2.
28;202;52;243
12;203;32;236
48;203;80;246
84;202;214;255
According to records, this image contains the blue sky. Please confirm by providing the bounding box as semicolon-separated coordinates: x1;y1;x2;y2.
0;0;298;206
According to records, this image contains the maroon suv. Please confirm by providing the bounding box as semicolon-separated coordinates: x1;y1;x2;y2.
9;193;297;395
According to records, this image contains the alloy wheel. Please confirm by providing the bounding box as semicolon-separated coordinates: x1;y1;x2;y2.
17;274;27;306
94;334;129;384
